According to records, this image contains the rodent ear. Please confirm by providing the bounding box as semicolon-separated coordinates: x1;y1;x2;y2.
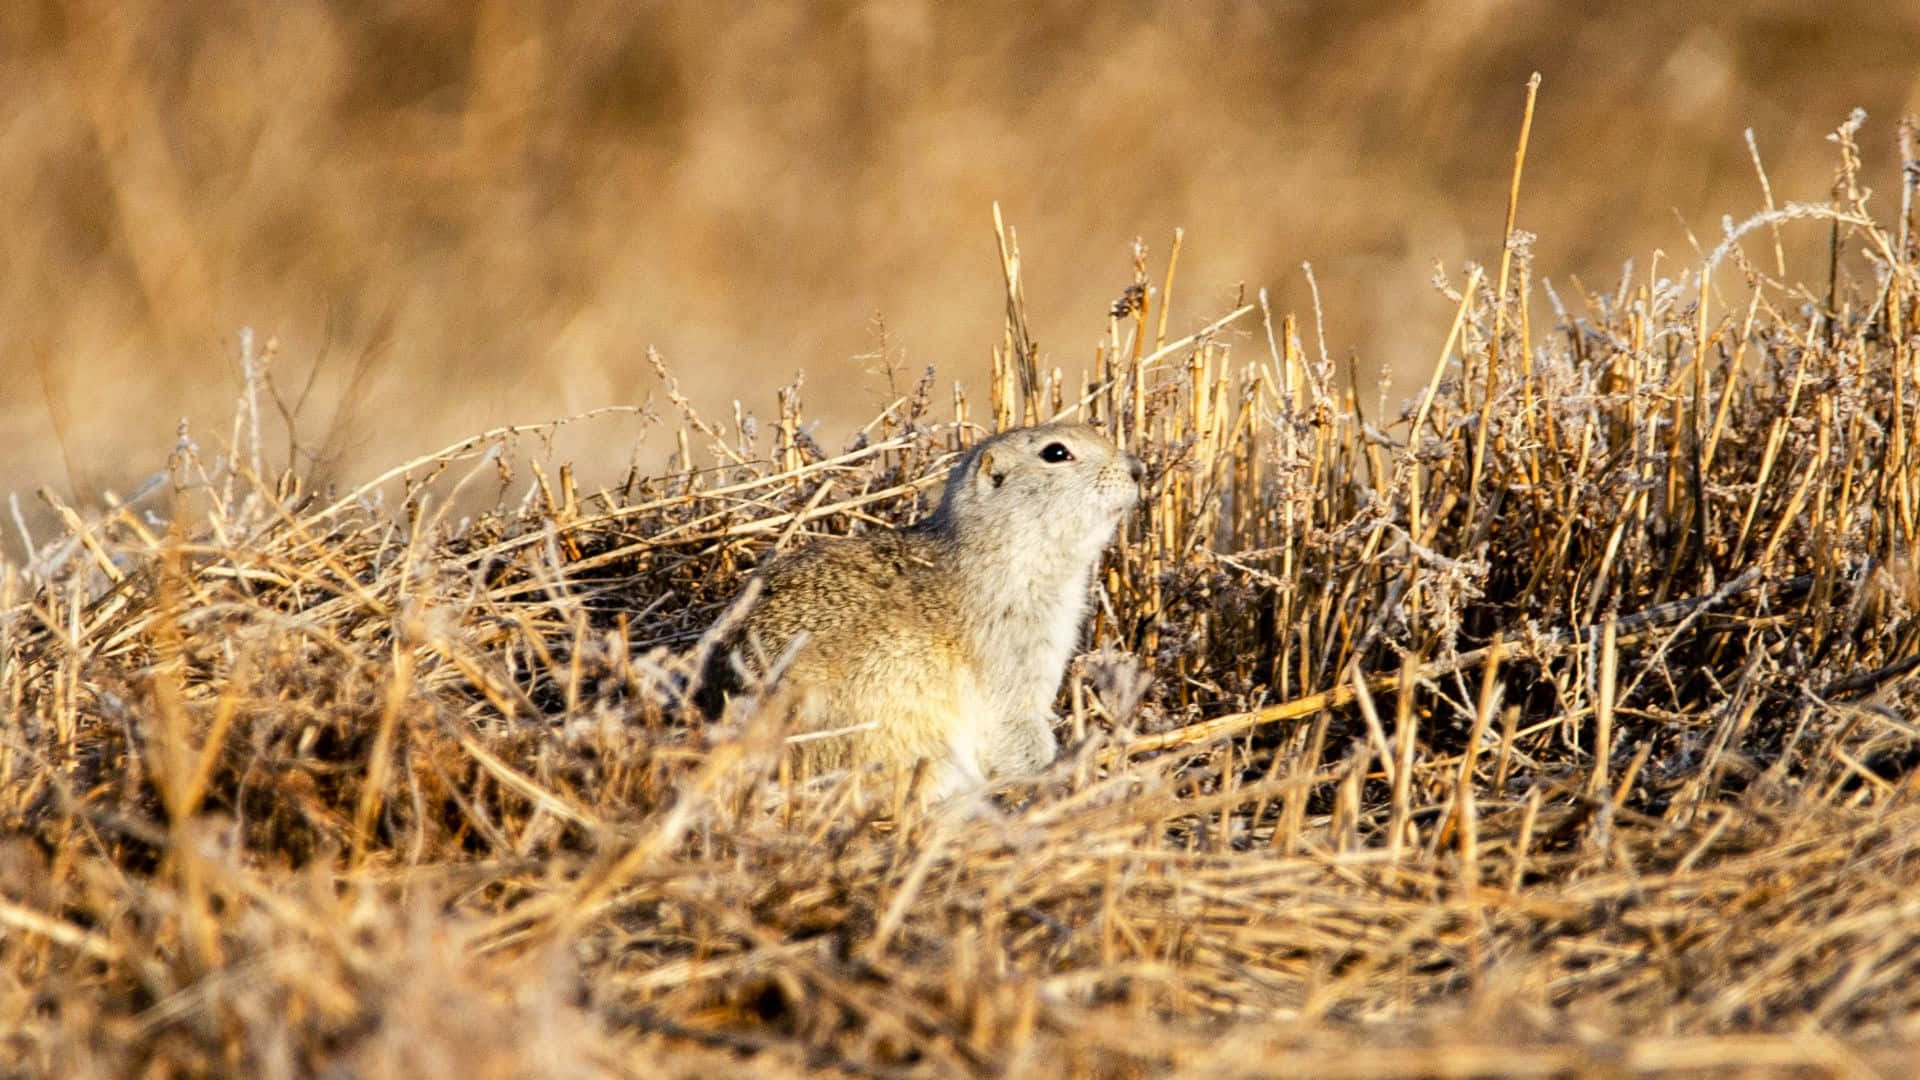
977;449;1005;490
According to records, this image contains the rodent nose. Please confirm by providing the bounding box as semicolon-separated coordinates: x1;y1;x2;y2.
1128;456;1145;485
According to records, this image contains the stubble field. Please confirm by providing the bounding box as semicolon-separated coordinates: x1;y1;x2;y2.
6;7;1920;1078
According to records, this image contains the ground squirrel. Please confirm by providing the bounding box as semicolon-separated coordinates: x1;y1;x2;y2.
701;422;1144;800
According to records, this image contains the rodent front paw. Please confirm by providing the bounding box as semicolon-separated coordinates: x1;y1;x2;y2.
983;712;1059;778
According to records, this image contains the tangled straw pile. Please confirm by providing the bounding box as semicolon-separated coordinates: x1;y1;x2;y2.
4;117;1920;1077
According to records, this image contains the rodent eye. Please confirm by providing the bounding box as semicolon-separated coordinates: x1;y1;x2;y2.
1039;442;1074;463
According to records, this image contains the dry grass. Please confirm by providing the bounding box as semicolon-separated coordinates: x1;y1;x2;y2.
8;4;1920;511
5;116;1920;1078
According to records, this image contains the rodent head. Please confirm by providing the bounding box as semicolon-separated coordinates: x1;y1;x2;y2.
934;422;1143;564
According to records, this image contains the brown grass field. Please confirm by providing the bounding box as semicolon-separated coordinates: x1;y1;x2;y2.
8;7;1920;1079
6;107;1920;1076
6;5;1920;509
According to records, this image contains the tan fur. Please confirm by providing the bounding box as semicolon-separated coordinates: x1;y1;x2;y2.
702;422;1143;799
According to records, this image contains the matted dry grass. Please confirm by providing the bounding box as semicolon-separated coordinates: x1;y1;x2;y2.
4;116;1920;1078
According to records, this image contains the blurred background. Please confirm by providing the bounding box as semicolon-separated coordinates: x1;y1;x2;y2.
4;2;1919;530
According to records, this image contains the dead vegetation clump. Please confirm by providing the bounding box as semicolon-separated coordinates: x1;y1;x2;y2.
4;117;1920;1077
